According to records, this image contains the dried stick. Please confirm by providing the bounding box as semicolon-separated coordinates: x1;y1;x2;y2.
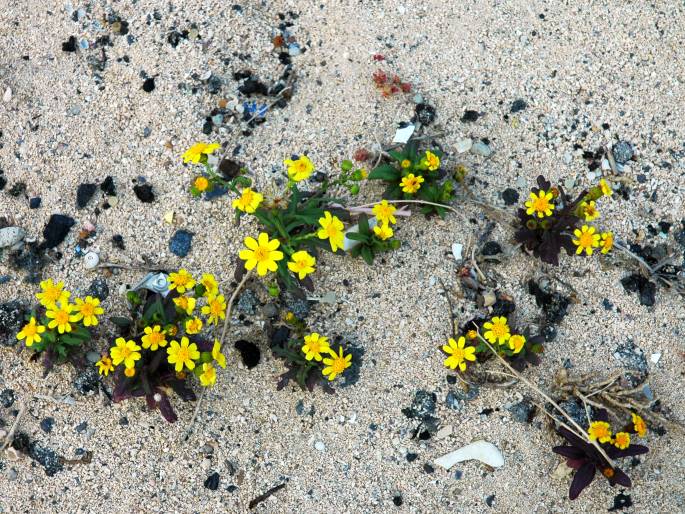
1;401;26;451
347;199;466;219
182;270;253;441
477;334;616;467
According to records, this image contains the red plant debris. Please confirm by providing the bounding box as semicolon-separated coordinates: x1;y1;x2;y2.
372;68;411;98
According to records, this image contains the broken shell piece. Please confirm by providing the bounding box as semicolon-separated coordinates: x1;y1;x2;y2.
3;446;22;462
482;290;496;307
434;440;504;470
163;211;175;225
451;243;463;262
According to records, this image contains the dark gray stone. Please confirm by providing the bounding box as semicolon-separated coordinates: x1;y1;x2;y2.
612;141;634;164
169;230;193;257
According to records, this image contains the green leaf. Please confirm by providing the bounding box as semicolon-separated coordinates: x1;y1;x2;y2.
345;232;368;242
360;246;374;265
358;214;370;235
388;150;405;161
110;316;133;329
59;335;84;346
368;164;400;181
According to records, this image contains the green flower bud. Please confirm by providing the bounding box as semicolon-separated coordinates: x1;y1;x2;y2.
341;160;353;172
526;219;538;230
350;184;360;195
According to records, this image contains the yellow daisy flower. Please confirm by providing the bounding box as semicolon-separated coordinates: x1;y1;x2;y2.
173;295;196;315
45;302;78;334
124;367;136;377
72;296;104;327
632;413;647;437
573;225;600;255
322;346;352;381
141;325;167;351
423;150;440;171
182;142;221;164
373;223;393;241
16;317;46;347
400;173;424;194
201;295;226;325
185;317;203;335
96;355;114;376
600;231;614;254
284;155;314;182
199;273;219;297
287;251;316;280
199;363;217;387
36;279;70;308
167;337;200;372
232;187;264;213
400;159;411;169
371;200;397;225
508;334;526;354
580;200;600;221
168;269;196;294
239;232;284;276
599;178;612;197
588;421;612;443
301;332;331;362
614;432;630;450
525;190;555;218
212;340;226;369
193;176;210;192
110;338;142;369
442;336;477;371
483;316;511;345
317;211;345;252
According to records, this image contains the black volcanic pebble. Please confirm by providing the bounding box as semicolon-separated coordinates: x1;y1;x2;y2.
100;176;116;196
461;109;480;122
142;77;156;92
42;214;75;248
501;188;519;205
133;183;155;202
204;472;220;490
62;36;77;52
76;183;97;208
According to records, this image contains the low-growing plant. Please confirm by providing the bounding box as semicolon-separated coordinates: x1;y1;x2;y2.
98;270;227;422
271;314;352;392
514;175;614;265
182;141;252;198
368;140;454;217
553;409;649;500
16;279;104;372
372;68;411;98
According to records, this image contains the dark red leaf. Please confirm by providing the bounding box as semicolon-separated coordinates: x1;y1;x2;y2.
569;462;596;500
608;467;632;488
552;445;586;460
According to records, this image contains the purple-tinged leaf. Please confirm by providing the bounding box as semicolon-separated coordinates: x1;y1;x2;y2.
606;444;649;459
552;445;586;460
569;462;596;500
157;392;178;423
608;467;632;488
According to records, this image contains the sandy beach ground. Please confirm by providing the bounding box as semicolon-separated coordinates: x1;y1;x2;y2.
1;1;684;512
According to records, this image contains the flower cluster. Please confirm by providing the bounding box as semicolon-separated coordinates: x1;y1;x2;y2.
553;410;649;499
100;270;227;422
368;142;454;217
182;141;252;198
272;320;354;391
440;314;544;374
16;279;104;371
515;176;614;265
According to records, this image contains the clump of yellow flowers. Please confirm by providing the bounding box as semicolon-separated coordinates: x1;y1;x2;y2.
181;141;252;199
515;175;615;265
439;314;544;374
98;270;228;422
16;279;104;371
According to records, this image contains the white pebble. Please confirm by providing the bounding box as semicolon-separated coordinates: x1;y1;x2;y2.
314;441;326;452
83;251;100;269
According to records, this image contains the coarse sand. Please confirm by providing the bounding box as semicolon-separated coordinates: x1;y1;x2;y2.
1;1;684;513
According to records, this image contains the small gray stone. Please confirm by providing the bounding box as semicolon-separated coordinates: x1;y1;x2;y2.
85;351;101;364
507;400;535;423
612;141;634;164
314;441;326;452
0;227;25;248
261;303;279;319
85;277;109;301
236;289;259;315
471;141;493;157
455;138;473;154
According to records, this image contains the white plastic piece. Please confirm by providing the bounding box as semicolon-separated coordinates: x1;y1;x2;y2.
393;123;415;144
451;243;463;262
434;440;505;469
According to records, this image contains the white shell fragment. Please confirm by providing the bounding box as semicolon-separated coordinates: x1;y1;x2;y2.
434;440;504;470
393;123;415;144
455;138;473;154
451;242;463;262
0;227;25;248
83;251;100;269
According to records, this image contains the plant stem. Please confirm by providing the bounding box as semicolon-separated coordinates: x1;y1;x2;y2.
347;199;465;218
182;270;253;441
476;334;616;467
